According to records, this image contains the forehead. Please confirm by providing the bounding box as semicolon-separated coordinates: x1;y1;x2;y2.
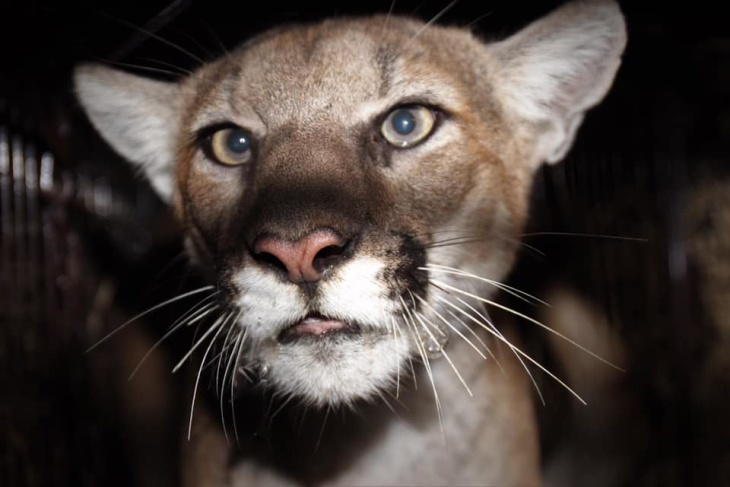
187;16;472;130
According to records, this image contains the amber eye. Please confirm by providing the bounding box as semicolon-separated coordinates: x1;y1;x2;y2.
205;127;253;166
381;105;436;148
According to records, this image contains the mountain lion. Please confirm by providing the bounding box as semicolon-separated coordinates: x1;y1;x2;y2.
74;0;627;485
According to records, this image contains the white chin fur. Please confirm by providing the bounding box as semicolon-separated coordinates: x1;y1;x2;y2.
261;334;411;407
231;257;412;406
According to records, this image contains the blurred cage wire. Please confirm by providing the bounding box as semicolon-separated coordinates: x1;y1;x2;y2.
0;2;199;484
0;81;184;485
0;89;119;486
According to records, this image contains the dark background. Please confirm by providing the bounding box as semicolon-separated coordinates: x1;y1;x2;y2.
1;1;728;486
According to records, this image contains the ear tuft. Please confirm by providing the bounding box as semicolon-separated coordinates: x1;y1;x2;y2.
491;0;627;165
74;64;181;202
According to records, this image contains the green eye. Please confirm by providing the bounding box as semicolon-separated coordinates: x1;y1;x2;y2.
206;127;253;166
381;106;436;148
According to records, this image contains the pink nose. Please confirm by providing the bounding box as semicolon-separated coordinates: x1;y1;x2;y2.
253;230;348;283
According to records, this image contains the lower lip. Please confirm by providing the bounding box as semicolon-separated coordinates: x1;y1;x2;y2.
278;316;360;343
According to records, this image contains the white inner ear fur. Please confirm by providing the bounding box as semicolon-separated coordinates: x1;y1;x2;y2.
74;65;180;202
489;0;627;165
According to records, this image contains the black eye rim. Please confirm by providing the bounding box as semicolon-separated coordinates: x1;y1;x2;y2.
377;103;445;149
195;122;256;166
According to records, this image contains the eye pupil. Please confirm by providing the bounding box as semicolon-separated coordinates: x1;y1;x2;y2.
380;105;436;148
227;129;250;153
391;109;416;135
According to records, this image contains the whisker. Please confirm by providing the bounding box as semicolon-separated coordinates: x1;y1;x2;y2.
129;310;211;380
127;297;219;381
408;0;461;42
173;312;228;373
441;293;546;405
214;312;240;398
95;9;205;64
431;280;623;371
184;301;219;328
269;393;295;423
197;17;230;57
230;326;248;446
86;286;216;353
379;0;398;41
314;406;331;454
389;316;402;398
443;307;503;373
399;296;444;434
89;56;188;77
172;294;220;327
426;235;485;247
464;11;493;29
436;295;585;405
520;231;647;243
172;26;221;61
400;313;418;391
219;327;242;446
422;229;546;257
423;264;550;306
187;311;230;441
137;56;194;75
377;390;398;416
411;306;473;397
414;293;487;360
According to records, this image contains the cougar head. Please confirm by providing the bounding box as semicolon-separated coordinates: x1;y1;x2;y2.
75;0;626;407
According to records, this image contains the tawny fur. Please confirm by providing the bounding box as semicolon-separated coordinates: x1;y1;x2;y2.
74;1;626;485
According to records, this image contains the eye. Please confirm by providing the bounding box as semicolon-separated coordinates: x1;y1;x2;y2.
381;105;436;148
204;126;253;166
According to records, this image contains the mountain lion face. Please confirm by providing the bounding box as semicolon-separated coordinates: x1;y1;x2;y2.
75;1;626;408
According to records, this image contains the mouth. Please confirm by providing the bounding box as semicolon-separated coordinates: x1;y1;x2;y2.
278;314;362;344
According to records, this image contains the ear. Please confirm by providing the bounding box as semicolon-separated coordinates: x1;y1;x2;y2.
490;0;627;165
74;64;181;202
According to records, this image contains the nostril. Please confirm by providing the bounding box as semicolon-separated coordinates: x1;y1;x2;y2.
312;242;348;273
252;230;351;283
253;250;288;273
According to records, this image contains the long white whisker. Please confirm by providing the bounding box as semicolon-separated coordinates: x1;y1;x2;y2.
187;312;229;440
424;265;550;306
173;313;227;373
431;280;623;371
128;308;210;381
412;307;473;397
86;286;216;352
404;315;418;391
219;327;242;446
171;294;219;328
520;231;647;242
414;294;487;360
443;307;503;374
97;9;206;64
379;0;398;41
436;296;585;405
185;301;219;327
426;235;487;249
443;293;546;405
435;277;544;403
389;316;402;398
231;326;248;446
314;406;331;454
215;312;240;398
400;296;444;434
90;57;189;77
270;393;295;423
408;0;460;42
